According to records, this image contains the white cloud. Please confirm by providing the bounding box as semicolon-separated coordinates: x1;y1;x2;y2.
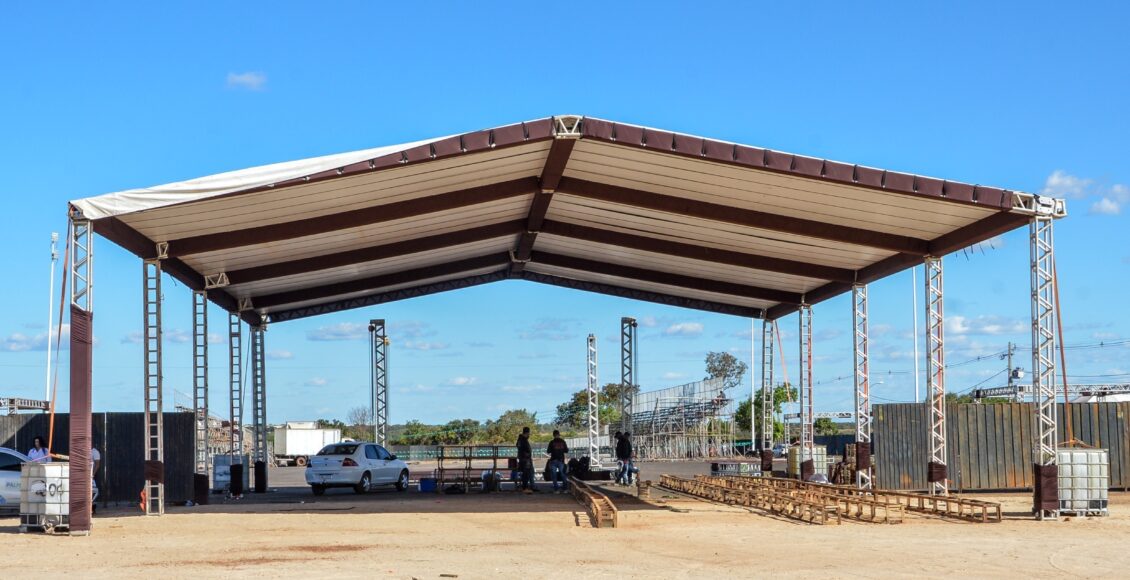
207;332;224;344
662;371;686;380
946;315;1025;336
390;320;435;339
518;318;578;341
121;331;142;345
1;325;70;352
1090;197;1121;215
467;341;493;348
401;340;449;351
267;349;294;360
447;376;477;386
304;377;327;387
306;322;368;341
1092;331;1120;341
500;384;542;392
664;322;703;337
639;316;659;328
1040;170;1092;199
165;329;191;344
226;71;267;91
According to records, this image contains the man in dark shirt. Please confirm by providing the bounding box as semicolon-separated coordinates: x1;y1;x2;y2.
616;432;636;485
516;426;535;493
545;430;569;493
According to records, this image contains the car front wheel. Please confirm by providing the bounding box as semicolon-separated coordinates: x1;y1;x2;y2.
396;470;409;492
354;472;371;494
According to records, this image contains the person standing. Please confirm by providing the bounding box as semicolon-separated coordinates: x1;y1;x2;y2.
616;432;636;485
516;427;535;493
545;430;569;494
27;435;50;462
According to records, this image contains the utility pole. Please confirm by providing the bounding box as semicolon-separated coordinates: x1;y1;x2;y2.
45;232;59;403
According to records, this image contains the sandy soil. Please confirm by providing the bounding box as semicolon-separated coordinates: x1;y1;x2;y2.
2;465;1127;579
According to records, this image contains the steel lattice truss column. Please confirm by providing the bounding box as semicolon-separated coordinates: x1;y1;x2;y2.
587;333;601;469
760;319;775;451
798;305;814;462
852;285;873;489
925;256;948;495
1031;217;1058;470
369;319;389;446
142;260;165;515
250;325;267;464
192;291;209;475
71;220;93;310
620;317;638;433
228;312;243;468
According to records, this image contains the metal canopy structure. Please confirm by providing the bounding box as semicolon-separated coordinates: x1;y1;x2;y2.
65;114;1070;530
70;115;1054;326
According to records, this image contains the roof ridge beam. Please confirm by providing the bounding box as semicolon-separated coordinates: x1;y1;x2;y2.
266;271;510;323
509;133;577;276
529;250;802;305
164;177;540;257
539;219;855;284
520;271;762;319
224;220;526;286
252;252;512;310
555;177;930;255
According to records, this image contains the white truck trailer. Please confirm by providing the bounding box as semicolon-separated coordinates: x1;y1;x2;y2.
273;422;342;466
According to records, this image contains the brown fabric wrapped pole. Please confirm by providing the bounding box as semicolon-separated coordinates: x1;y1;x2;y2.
760;449;774;473
144;460;165;483
254;460;267;493
927;461;947;484
1033;464;1059;513
800;459;815;481
68;306;94;535
193;473;210;505
230;463;244;496
855;443;872;471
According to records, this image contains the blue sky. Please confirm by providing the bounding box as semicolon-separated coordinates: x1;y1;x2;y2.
1;2;1127;425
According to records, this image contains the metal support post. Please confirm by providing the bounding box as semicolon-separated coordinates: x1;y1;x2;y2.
142;259;165;515
587;333;601;469
620;317;638;433
852;284;873;489
250;325;267;465
760;319;775;451
369;319;389;446
67;216;94;535
1031;215;1058;518
798;305;814;463
228;312;243;469
192;291;209;475
925;256;948;495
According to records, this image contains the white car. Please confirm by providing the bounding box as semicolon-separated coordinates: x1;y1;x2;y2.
305;442;410;495
0;447;99;509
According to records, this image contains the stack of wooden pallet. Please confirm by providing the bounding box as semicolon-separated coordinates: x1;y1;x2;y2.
568;476;618;528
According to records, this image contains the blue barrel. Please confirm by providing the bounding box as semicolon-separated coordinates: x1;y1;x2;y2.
418;478;437;492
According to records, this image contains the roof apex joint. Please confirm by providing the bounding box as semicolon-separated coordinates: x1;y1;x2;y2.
553;115;583;140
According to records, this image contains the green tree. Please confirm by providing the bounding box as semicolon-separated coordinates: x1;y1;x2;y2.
705;351;748;390
553;383;626;429
737;383;797;443
482;409;539;443
813;417;838;436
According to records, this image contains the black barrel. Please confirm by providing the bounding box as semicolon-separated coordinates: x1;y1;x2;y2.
254;460;268;493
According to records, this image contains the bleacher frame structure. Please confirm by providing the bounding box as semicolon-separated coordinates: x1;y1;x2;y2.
631;377;734;460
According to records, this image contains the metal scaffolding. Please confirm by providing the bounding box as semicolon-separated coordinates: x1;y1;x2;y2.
368;319;389;446
192;291;209;475
1031;215;1059;517
142;259;164;515
250;325;267;467
228;311;243;469
587;333;601;468
759;319;775;451
798;305;814;462
620;317;638;432
631;378;734;460
925;256;948;495
852;284;873;489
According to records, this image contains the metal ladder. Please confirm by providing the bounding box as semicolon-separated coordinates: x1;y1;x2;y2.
192;291;209;475
143;260;164;515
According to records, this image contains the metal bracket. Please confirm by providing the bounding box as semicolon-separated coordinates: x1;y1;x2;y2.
553;115;583;139
205;272;230;289
237;297;253;312
1011;192;1067;218
508;249;531;264
155;241;169;260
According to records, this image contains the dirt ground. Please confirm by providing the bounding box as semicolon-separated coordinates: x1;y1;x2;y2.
2;464;1128;579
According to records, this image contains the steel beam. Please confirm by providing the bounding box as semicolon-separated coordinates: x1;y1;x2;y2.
192;290;209;475
1030;215;1058;518
587;334;601;469
852;284;873;489
798;305;814;463
250;325;267;469
369;320;389;446
620;317;638;433
760;319;775;451
67;216;94;535
142;259;165;515
925;256;948;495
509;121;578;277
228;311;243;483
520;271;762;319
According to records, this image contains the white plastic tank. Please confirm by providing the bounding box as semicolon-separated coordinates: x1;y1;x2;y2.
19;462;70;533
212;454;251;492
1057;448;1109;516
787;445;828;479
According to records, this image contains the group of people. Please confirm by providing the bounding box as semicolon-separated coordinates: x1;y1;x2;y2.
27;435;101;473
613;431;638;486
514;427;571;494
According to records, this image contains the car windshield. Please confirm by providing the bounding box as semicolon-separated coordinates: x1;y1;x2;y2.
317;444;358;456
